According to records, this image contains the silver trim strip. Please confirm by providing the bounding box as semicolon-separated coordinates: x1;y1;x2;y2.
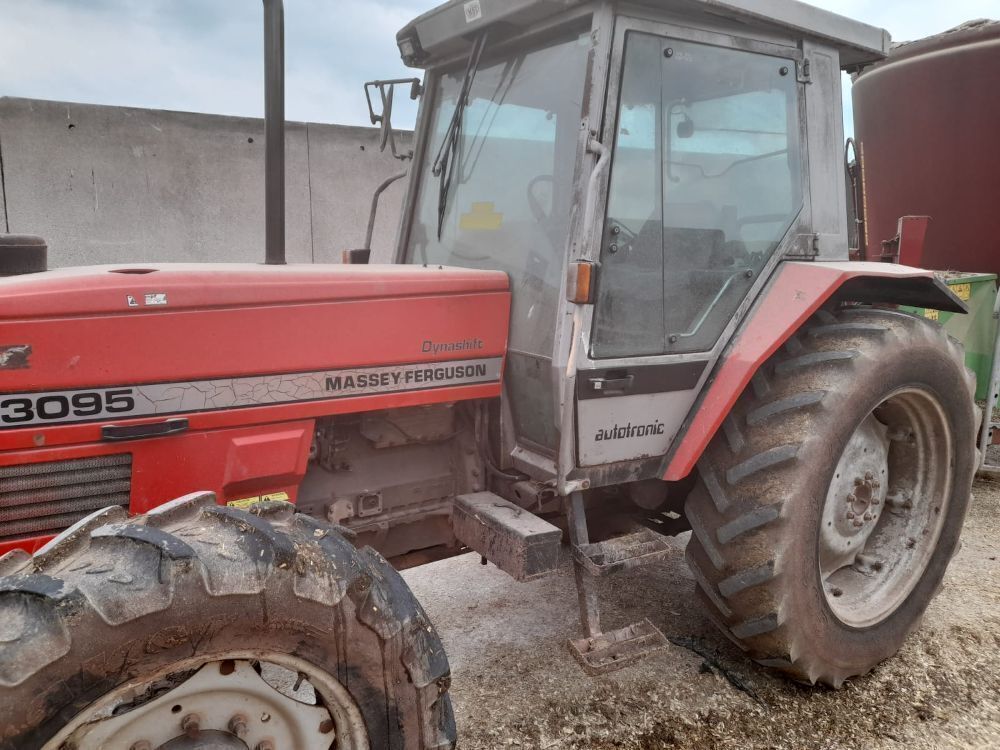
0;357;504;429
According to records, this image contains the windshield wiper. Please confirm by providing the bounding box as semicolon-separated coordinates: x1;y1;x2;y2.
431;31;489;240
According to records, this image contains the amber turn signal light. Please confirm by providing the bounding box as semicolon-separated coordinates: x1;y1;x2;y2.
567;260;596;304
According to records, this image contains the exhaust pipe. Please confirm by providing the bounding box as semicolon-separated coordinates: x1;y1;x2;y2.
263;0;285;265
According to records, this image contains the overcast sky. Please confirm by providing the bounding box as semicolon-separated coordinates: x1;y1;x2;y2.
0;0;995;134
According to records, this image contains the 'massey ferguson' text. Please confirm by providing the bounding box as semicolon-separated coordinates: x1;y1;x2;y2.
325;363;488;392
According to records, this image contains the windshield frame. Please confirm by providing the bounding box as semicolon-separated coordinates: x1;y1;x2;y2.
393;9;596;266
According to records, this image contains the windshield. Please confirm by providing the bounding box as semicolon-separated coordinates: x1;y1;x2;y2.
593;33;803;357
406;30;590;362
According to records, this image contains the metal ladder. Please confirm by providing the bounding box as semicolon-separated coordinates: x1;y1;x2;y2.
977;290;1000;477
564;492;671;674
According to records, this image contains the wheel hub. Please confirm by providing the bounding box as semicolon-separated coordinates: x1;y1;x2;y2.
159;729;250;749
846;472;880;522
47;656;360;750
820;415;889;574
818;388;953;628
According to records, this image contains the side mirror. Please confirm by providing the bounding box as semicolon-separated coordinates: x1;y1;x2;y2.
364;78;423;161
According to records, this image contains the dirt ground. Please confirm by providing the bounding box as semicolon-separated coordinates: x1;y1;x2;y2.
402;478;1000;749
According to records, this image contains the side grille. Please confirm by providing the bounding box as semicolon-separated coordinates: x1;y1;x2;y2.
0;454;132;542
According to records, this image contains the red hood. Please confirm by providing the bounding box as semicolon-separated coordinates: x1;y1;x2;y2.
0;262;511;451
0;263;509;318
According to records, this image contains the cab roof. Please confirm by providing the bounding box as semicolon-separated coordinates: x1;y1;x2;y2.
397;0;891;69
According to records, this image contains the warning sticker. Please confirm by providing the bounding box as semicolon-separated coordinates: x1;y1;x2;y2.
227;491;291;509
950;282;972;302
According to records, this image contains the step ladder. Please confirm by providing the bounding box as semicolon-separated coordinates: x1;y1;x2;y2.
564;492;671;674
978;290;1000;477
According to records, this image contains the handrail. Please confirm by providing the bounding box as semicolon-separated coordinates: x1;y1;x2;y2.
670;268;750;343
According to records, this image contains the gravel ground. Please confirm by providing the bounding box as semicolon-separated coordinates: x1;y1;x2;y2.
402;478;1000;749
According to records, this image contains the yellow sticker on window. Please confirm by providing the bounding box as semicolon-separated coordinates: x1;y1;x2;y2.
226;491;290;509
459;202;503;230
924;309;940;321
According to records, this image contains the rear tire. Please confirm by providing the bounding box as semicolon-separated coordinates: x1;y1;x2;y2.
0;494;455;749
683;308;977;686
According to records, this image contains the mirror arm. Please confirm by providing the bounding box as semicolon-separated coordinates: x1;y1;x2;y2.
363;78;423;161
365;171;409;251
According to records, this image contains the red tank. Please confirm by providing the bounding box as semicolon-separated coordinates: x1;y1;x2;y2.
852;20;1000;274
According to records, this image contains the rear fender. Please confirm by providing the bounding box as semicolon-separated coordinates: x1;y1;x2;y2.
661;261;965;481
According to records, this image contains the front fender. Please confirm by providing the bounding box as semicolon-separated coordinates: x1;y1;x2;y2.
662;261;965;481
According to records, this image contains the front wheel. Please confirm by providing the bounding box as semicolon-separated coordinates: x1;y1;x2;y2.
684;308;977;686
0;494;456;749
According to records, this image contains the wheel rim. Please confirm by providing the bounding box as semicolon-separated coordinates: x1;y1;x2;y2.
818;387;953;628
43;651;369;750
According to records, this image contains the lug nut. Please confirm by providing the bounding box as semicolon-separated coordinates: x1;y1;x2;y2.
256;741;275;750
846;494;856;504
181;714;200;738
863;513;872;521
853;519;864;528
228;714;248;737
864;471;873;481
846;511;856;519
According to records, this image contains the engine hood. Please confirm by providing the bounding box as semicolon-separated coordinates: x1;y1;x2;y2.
0;262;509;318
0;263;511;449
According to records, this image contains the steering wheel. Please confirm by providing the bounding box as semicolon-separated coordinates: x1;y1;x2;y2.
526;174;555;224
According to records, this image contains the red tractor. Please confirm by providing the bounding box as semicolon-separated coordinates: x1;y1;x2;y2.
0;0;977;748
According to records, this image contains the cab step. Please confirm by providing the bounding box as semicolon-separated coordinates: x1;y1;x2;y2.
572;529;672;577
568;618;669;675
563;492;669;674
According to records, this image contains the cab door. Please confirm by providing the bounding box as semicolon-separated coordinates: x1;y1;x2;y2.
576;21;806;467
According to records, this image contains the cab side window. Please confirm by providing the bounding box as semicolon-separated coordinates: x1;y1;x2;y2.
593;33;803;358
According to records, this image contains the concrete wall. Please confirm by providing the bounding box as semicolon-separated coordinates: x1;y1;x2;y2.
0;97;413;267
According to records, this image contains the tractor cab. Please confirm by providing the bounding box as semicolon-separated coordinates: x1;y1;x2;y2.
379;0;890;490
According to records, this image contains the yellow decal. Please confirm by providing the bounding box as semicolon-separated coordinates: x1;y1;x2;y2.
924;309;940;321
459;202;503;231
227;496;260;509
226;491;290;509
949;282;972;301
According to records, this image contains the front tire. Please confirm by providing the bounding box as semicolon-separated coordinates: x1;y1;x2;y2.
684;308;977;686
0;494;456;749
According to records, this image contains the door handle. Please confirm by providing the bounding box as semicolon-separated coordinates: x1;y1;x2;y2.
102;418;189;442
589;374;634;394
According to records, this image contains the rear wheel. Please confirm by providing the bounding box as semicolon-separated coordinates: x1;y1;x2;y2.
0;494;455;749
684;308;977;686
